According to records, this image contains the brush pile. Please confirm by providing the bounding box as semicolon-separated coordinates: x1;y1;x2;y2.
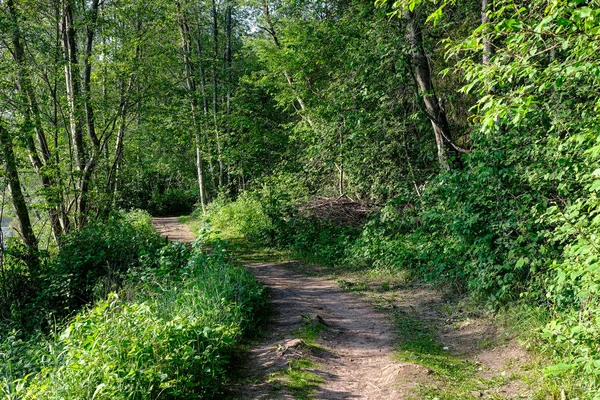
299;197;376;227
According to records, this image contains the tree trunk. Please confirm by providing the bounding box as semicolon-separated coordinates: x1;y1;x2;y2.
83;0;101;154
0;121;38;262
262;0;315;130
404;9;453;170
8;0;64;242
62;0;86;174
225;2;232;114
224;0;233;193
78;0;101;226
482;0;493;66
195;18;215;185
61;0;100;228
178;3;207;214
212;0;224;189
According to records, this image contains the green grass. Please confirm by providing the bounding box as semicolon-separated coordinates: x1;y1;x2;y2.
179;213;292;263
391;307;560;399
292;315;328;347
1;242;266;399
393;310;478;390
270;358;324;399
337;278;369;292
178;213;203;234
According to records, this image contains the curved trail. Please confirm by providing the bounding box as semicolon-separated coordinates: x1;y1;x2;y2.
152;217;404;399
235;261;403;399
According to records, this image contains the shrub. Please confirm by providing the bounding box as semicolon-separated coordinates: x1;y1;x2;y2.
0;210;165;335
39;212;165;317
206;192;271;239
3;241;265;399
0;243;40;332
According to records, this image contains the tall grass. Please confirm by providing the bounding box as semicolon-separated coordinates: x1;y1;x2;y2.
1;240;265;399
206;193;271;239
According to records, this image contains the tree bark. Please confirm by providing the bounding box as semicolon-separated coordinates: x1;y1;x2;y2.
8;0;64;242
261;0;315;130
178;3;207;214
83;0;101;154
212;0;224;189
482;0;493;66
78;0;101;226
194;24;215;180
0;121;38;262
404;9;453;170
62;0;86;174
225;1;233;115
61;0;101;227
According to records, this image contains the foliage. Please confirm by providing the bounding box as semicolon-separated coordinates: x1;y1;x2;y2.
441;0;600;394
0;210;164;334
0;240;265;399
205;192;272;239
40;212;165;318
5;0;600;396
203;1;600;394
201;188;358;267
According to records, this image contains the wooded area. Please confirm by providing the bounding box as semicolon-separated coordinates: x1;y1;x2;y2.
1;0;600;397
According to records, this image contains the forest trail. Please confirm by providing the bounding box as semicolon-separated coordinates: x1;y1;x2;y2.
152;217;533;399
151;217;196;243
231;261;405;399
151;217;404;398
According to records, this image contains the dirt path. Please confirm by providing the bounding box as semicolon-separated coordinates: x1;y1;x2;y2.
152;217;536;399
151;217;196;243
152;217;404;398
233;261;405;399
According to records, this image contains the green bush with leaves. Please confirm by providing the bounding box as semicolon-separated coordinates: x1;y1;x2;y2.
0;210;164;334
40;211;165;318
2;241;265;399
206;192;272;239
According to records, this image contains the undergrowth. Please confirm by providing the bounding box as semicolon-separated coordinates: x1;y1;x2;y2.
0;214;266;399
185;184;600;397
0;210;165;333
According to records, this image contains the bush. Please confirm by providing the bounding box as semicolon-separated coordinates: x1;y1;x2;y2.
0;210;165;335
0;243;40;331
2;241;265;399
40;211;165;317
206;192;271;239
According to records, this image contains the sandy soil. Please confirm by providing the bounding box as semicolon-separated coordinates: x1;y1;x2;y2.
231;261;408;399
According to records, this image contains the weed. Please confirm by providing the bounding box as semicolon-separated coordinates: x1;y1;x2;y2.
292;315;327;347
337;279;369;292
271;358;324;399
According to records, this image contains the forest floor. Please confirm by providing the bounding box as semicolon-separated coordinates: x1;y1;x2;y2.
153;217;543;399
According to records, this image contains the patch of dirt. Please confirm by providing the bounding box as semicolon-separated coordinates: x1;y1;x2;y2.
151;217;196;243
365;283;534;399
231;261;410;399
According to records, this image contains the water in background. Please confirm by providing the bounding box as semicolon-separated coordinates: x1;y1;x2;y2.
1;217;14;241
